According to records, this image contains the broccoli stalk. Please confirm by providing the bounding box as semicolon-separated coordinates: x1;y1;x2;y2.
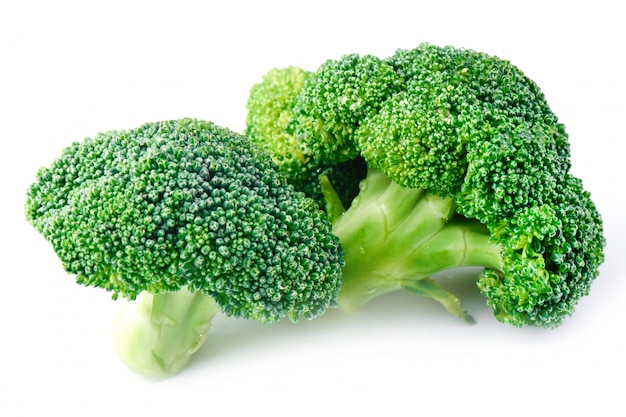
114;289;219;378
323;169;502;319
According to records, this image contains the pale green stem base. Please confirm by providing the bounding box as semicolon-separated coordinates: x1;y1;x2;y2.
113;288;219;378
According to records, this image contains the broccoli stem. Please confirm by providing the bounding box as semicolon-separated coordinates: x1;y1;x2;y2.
324;169;503;319
113;288;219;378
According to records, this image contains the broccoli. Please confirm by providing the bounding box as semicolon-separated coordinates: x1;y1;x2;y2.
246;43;605;328
25;118;344;377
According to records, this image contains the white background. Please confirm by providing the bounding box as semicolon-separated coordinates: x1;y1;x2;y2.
1;1;624;415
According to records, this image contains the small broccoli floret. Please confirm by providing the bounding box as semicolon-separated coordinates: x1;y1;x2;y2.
26;118;344;377
245;66;313;182
291;54;403;164
245;66;367;212
263;43;605;328
354;91;467;196
478;174;605;327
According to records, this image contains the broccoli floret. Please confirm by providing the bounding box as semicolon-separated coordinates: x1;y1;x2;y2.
245;66;367;212
477;174;605;327
264;43;605;328
292;53;403;164
25;118;344;377
245;66;313;183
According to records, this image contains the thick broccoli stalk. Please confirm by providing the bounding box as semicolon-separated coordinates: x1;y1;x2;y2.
114;289;219;378
324;169;502;319
25;118;344;377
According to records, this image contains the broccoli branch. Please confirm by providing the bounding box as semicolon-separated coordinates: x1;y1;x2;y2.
324;169;503;319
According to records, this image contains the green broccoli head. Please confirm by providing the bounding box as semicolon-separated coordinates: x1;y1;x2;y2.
25;118;343;323
357;43;571;201
266;42;605;328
